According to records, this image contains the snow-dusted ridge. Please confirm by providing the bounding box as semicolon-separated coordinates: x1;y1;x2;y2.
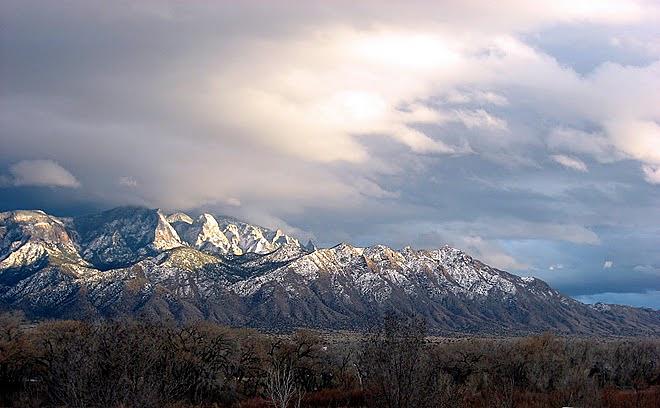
0;206;658;335
170;211;304;256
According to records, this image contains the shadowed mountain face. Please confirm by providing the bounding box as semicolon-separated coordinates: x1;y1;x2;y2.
0;207;658;335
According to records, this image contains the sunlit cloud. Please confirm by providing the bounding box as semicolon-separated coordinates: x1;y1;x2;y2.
551;155;588;172
2;160;80;188
118;176;138;188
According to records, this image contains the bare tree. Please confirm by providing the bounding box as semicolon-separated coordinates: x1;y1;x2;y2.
358;314;438;408
266;359;303;408
2;315;659;407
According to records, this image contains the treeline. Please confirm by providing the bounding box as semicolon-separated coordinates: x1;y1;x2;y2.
0;312;658;408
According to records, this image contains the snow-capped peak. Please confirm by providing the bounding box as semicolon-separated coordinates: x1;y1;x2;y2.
1;206;658;336
153;210;184;251
166;212;194;224
168;212;305;256
0;210;84;269
179;213;232;255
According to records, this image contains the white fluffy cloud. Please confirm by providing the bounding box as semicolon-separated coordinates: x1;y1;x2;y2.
547;119;660;182
452;109;508;131
3;160;80;188
200;22;660;187
547;128;621;163
118;176;138;187
551;155;588;172
461;235;529;270
606;119;660;165
2;0;658;213
642;165;660;184
201;28;471;162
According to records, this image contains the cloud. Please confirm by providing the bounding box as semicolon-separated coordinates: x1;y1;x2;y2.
2;0;658;211
201;28;473;162
461;235;529;270
452;109;508;131
445;90;509;106
576;290;660;309
606;119;660;165
2;160;80;188
633;264;660;275
547;128;621;163
341;217;601;272
642;165;660;184
440;219;601;245
118;176;138;187
551;154;588;172
609;33;660;58
224;197;241;207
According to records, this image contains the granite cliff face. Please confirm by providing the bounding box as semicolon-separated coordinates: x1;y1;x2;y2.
1;207;658;335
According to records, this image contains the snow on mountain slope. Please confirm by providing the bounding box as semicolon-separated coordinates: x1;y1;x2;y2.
229;243;555;307
176;214;233;255
0;207;658;335
72;207;183;270
220;243;656;334
0;210;85;277
166;212;194;224
171;212;304;256
219;218;286;255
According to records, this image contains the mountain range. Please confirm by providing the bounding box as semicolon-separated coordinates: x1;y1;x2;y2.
0;207;658;335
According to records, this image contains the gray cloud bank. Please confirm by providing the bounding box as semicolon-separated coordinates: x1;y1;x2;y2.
1;0;659;307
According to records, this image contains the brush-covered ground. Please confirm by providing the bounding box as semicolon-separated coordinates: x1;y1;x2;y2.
0;312;658;408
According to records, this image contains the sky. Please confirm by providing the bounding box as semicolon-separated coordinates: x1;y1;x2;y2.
1;0;659;308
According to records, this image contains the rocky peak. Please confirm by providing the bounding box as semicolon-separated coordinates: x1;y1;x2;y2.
0;210;82;269
153;210;183;250
166;212;194;224
303;239;317;252
214;217;304;255
180;213;232;255
2;207;658;336
73;206;183;270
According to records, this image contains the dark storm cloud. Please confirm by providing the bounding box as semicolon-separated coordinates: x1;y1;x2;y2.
1;0;659;307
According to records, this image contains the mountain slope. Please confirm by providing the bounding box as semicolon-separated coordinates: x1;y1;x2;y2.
72;207;183;270
0;207;658;335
